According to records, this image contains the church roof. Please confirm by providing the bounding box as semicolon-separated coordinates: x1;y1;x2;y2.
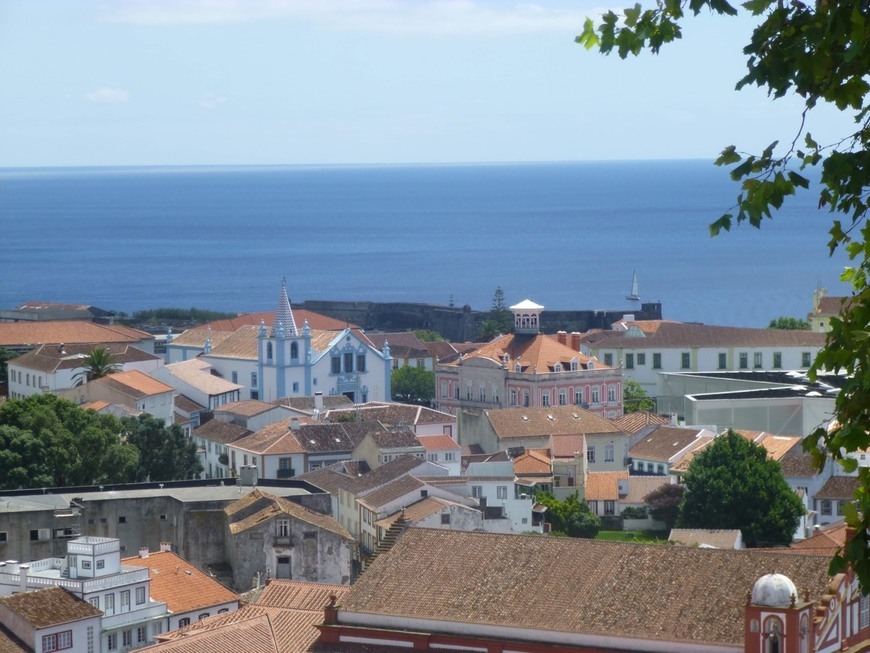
271;278;298;338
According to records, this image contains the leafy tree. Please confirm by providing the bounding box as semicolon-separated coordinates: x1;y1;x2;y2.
643;483;685;530
623;379;655;414
476;318;504;342
678;431;803;547
489;287;513;333
0;347;14;385
74;347;119;385
579;0;870;586
768;316;810;330
390;365;435;406
413;329;444;343
537;491;601;538
123;413;202;482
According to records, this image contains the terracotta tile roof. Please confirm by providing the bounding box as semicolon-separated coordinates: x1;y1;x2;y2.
485;405;622;439
584;471;629;501
343;528;832;647
815;475;860;499
81;400;111;412
788;521;850;556
175;394;206;413
424;340;460;363
623;476;672;505
612;411;669;434
140;614;279;653
279;395;353;412
296;465;357;495
375;495;470;529
630;426;711;463
0;625;28;652
96;369;174;398
366;428;422;450
0;320;151;348
193;420;252;445
814;295;853;315
225;489;353;540
9;342;159;373
349;455;427;493
0;586;101;628
205;309;354;332
418;434;461;451
513;449;551;475
549;434;586;459
206;325;260;360
232;420;307;455
168;328;236;349
215;400;278;417
165;359;242;395
358;475;425;509
756;433;802;460
123;551;239;614
581;321;826;349
324;402;454;427
778;452;820;478
365;332;430;358
669;529;742;549
256;579;350;611
447;333;606;372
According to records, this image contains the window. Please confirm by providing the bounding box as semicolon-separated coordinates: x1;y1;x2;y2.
331;356;341;374
587;446;596;464
471;485;482;498
357;354;366;372
89;596;100;609
266;342;273;362
479;386;486;402
652;353;662;369
87;626;94;653
541;391;550;407
680;352;691;369
441;513;451;525
607;386;616;403
837;500;845;515
231;371;238;384
121;590;130;611
591;387;600;404
820;499;832;516
107;634;117;651
136;586;146;604
773;352;782;369
105;593;114;614
292;381;299;393
122;631;132;647
454;385;460;399
754;352;763;368
199;613;210;620
30;528;49;541
277;519;290;537
603;353;613;366
558;389;567;405
344;352;354;373
42;631;73;652
625;353;634;369
137;627;146;643
657;464;665;474
739;352;748;369
523;391;530;407
497;486;508;499
81;560;92;569
636;353;645;366
416;358;425;368
250;372;258;388
802;351;812;367
718;353;727;369
96;559;105;569
444;452;454;461
605;444;614;462
604;500;615;516
509;389;517;406
441;381;448;398
291;342;299;359
178;618;191;628
574;389;584;405
637;461;645;472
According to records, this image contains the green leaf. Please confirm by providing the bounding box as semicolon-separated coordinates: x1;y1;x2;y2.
576;17;600;50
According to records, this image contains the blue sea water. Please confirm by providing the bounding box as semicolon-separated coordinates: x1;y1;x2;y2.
0;161;850;328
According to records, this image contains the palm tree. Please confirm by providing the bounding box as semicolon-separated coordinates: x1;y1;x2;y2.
74;347;119;385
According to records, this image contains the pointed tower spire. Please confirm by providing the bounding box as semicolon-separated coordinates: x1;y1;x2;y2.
271;277;298;337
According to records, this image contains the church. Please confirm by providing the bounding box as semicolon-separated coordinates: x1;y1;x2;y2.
164;280;393;404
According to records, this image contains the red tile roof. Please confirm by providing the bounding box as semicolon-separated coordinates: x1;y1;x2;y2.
96;369;175;397
446;333;606;372
485;405;622;439
0;586;101;628
585;470;630;501
418;434;461;451
205;310;353;332
0;320;152;348
123;551;239;615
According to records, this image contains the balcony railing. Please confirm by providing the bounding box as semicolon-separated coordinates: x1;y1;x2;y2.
276;468;295;479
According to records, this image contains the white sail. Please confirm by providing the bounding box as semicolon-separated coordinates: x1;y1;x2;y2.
626;270;640;301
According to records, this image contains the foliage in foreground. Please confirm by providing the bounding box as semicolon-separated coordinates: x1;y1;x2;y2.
643;483;685;530
678;431;804;547
768;316;810;330
579;0;870;588
0;394;201;489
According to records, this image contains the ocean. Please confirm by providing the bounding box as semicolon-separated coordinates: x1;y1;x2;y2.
0;160;850;328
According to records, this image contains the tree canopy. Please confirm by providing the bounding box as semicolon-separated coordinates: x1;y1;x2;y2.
391;365;435;406
768;316;810;330
643;483;684;530
74;347;119;385
0;347;14;385
623;379;655;413
678;431;803;547
579;0;870;588
0;394;201;489
536;492;601;538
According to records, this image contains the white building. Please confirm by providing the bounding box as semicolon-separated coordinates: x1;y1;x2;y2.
0;586;103;653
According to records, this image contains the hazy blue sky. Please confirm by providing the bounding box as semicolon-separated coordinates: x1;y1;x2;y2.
0;0;853;167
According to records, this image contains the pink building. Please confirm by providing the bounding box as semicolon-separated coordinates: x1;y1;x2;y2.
435;300;623;418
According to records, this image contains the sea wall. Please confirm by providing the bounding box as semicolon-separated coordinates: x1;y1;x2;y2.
298;300;663;342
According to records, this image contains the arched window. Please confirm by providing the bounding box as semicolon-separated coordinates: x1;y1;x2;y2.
764;617;783;653
799;614;808;653
290;342;298;360
266;342;273;363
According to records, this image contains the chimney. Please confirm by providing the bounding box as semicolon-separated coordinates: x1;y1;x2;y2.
290;417;300;431
324;594;339;625
670;412;678;426
160;541;171;553
18;564;29;592
556;331;568;345
314;391;323;413
570;332;582;351
139;547;149;559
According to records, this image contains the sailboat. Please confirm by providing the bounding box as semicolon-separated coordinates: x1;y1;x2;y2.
626;270;640;301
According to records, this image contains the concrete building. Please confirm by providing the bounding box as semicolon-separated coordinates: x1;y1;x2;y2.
59;370;176;426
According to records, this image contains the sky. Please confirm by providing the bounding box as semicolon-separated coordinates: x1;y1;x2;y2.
0;0;855;168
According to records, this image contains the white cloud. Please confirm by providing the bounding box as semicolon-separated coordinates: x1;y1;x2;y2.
200;93;228;110
85;88;131;104
102;0;588;35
